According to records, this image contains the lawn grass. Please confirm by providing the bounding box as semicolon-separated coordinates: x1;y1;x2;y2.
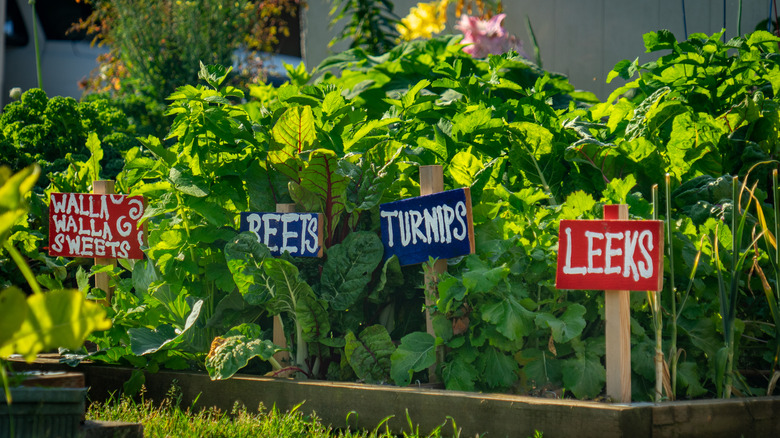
85;384;512;438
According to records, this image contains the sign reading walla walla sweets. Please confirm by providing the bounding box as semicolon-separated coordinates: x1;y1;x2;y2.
240;212;324;257
556;219;664;291
380;188;475;266
49;193;146;259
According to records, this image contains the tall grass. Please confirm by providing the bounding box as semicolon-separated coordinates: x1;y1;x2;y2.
87;384;542;438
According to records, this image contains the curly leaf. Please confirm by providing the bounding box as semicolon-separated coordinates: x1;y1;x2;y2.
296;292;331;342
390;331;436;386
206;334;281;380
321;231;384;311
344;325;395;384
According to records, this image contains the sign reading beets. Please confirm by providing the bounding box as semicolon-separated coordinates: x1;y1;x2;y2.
49;193;146;259
556;219;664;291
380;188;475;266
239;212;323;257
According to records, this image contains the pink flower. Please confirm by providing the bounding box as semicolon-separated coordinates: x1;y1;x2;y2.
456;14;527;59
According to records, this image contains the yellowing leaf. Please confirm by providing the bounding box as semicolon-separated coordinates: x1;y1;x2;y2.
7;289;111;362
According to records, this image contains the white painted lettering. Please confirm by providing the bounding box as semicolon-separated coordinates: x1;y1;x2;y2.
263;214;280;251
604;232;623;275
381;210;398;247
585;231;604;273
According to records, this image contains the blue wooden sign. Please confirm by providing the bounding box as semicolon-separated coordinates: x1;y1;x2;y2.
380;188;475;266
240;212;323;257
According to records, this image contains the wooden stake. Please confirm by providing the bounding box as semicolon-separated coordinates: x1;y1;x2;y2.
603;204;632;403
419;165;446;383
273;203;295;365
93;181;116;306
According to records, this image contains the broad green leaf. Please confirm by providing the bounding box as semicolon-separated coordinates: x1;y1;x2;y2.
269;106;316;180
518;349;562;387
481;293;535;341
534;304;587;344
85;132;103;182
390;332;436;386
129;300;202;355
2;289;111;362
0;165;39;241
0;287;27;353
477;346;519;389
225;235;271;305
561;355;605;399
263;258;317;318
300;149;349;205
436;275;467;314
369;255;403;304
560;191;597;219
448;151;482;187
441;356;478;391
462;256;509;292
169;165;210;197
677;361;707;398
401;79;431;109
205;333;281;380
321;231;384;311
296;292;331;342
344;325;395;384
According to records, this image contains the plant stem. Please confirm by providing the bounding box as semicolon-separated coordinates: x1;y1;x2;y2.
652;184;664;402
3;241;42;295
773;170;780;372
29;0;43;90
665;173;678;398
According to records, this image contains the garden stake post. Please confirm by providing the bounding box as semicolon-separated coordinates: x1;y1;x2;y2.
419;165;446;383
556;204;664;403
273;203;295;365
93;180;116;306
603;204;632;403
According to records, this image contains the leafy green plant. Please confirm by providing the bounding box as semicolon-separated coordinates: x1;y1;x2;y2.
0;165;111;401
77;0;301;103
328;0;401;55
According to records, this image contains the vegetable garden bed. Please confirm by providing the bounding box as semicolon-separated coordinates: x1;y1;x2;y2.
12;356;780;438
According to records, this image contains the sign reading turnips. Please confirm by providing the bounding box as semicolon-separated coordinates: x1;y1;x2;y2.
556;219;664;291
49;193;146;259
380;188;475;266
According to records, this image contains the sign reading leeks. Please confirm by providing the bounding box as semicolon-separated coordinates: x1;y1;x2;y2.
240;212;324;257
556;219;664;291
49;193;146;259
380;188;475;266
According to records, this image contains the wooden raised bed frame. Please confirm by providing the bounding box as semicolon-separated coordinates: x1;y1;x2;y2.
11;357;780;438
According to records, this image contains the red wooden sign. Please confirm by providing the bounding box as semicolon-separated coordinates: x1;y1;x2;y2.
556;219;664;291
49;193;145;259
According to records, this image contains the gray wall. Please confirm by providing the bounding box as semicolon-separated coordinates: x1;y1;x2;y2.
303;0;771;100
